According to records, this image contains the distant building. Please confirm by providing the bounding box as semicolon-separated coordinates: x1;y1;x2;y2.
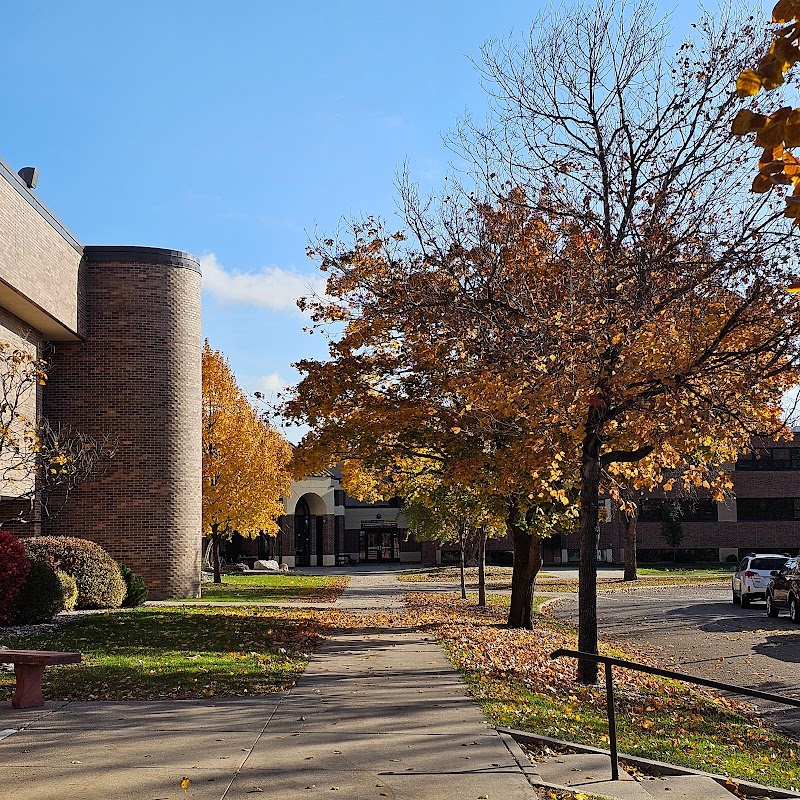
221;468;437;567
0;156;202;599
595;433;800;564
225;435;800;569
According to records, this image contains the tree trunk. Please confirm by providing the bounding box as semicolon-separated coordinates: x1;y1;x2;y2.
577;426;602;684
477;526;487;607
507;500;542;628
211;525;222;585
623;509;638;581
459;525;467;600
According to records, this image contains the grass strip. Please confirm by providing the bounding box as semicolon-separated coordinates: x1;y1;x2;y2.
398;566;729;591
401;591;799;790
0;606;325;701
187;573;349;603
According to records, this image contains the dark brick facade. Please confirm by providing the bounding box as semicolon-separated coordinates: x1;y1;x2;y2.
41;248;202;599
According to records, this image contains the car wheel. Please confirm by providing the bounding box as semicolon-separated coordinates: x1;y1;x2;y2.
732;590;740;605
741;593;751;608
790;596;800;624
767;593;780;618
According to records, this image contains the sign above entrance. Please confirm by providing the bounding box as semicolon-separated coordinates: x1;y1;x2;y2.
361;520;397;528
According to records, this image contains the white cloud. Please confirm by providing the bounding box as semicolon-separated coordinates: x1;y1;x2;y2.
200;252;325;312
255;372;290;395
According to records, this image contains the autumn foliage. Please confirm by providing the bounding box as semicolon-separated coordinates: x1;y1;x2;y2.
202;342;292;582
732;0;800;219
285;1;800;686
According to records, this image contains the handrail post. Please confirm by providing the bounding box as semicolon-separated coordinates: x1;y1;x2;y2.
605;661;619;781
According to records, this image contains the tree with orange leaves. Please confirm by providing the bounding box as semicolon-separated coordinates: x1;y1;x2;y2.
202;341;292;583
451;0;800;683
286;1;800;686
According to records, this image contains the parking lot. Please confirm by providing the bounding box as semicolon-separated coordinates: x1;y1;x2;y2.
552;585;800;737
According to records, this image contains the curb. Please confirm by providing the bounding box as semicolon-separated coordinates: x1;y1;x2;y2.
499;728;800;799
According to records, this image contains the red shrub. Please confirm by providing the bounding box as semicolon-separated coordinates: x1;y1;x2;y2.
0;531;31;624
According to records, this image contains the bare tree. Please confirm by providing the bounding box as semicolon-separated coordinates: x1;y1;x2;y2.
0;342;116;527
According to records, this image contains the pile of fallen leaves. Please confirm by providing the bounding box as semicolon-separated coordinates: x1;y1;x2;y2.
400;592;739;712
397;592;799;789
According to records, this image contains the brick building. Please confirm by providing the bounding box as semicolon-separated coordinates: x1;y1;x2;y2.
0;157;202;599
225;435;800;569
219;468;439;568
592;434;800;565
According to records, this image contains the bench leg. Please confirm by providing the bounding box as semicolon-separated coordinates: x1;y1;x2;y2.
12;664;46;708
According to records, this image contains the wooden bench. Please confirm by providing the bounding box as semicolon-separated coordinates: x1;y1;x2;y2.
0;650;81;708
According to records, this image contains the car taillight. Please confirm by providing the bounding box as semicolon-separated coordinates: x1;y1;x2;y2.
744;571;758;578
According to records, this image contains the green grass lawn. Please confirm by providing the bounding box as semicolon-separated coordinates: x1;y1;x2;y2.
638;565;734;576
398;566;730;591
188;573;349;603
0;606;326;701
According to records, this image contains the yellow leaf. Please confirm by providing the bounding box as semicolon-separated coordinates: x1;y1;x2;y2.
758;54;785;90
783;109;800;147
755;108;793;148
181;777;191;791
771;37;800;71
736;69;762;97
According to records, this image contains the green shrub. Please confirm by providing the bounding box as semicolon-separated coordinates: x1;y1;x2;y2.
0;531;30;625
12;561;64;624
119;563;148;607
23;536;126;609
57;569;78;611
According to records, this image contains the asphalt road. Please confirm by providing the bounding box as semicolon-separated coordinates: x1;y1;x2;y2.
552;585;800;737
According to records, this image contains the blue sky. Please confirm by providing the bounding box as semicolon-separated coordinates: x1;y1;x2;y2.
1;0;747;439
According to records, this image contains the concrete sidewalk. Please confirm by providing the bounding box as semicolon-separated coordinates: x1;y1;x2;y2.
0;567;537;800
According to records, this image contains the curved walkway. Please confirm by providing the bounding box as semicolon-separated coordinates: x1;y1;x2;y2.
0;566;537;800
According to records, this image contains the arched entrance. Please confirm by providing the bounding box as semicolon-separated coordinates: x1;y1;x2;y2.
294;492;328;567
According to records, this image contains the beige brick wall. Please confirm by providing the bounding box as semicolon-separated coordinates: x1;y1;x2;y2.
0;175;82;335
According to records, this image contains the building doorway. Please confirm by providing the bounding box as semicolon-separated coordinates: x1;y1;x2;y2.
359;528;399;562
295;497;312;567
315;517;324;566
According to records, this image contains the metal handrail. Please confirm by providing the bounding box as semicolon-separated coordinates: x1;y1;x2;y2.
551;647;800;781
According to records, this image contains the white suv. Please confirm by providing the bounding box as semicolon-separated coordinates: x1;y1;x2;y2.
732;553;789;607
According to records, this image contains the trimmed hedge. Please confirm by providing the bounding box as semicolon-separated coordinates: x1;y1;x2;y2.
0;531;30;625
119;563;148;607
23;536;126;609
12;561;63;624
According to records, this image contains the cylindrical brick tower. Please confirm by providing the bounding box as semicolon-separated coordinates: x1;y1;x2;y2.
42;246;202;599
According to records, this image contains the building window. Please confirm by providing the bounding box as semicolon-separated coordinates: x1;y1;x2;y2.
736;448;800;471
638;498;717;522
737;497;800;521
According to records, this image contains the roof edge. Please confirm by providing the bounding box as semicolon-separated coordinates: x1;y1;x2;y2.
0;156;83;253
84;246;201;274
